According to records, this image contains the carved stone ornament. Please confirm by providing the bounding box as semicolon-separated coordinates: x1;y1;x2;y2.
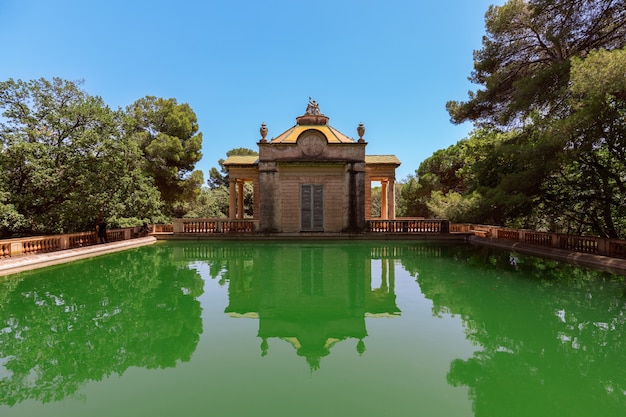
357;123;365;143
300;134;326;157
260;123;268;142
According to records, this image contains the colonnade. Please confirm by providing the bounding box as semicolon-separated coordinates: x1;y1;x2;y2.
228;169;396;220
228;178;254;219
228;176;396;221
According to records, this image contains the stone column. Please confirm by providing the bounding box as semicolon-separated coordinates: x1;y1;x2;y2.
364;178;372;220
347;163;366;232
229;179;236;219
354;163;366;231
253;178;260;219
381;180;388;220
388;177;396;220
237;180;244;219
258;162;279;232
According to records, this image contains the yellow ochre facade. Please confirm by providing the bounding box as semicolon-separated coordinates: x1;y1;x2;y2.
224;100;400;233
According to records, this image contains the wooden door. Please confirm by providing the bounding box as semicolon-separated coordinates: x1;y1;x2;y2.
301;184;324;231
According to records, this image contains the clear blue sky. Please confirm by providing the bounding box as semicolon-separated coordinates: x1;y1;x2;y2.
1;0;504;181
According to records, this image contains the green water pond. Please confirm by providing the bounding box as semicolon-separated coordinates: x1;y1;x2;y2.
0;240;625;417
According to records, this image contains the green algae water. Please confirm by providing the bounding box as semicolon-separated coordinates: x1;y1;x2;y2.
0;240;625;417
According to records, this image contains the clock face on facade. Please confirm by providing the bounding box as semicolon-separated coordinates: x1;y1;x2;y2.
299;134;326;157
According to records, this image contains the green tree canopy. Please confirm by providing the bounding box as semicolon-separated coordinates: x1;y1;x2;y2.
0;78;163;236
184;185;230;218
435;0;626;236
127;96;203;217
541;47;626;236
570;47;626;101
396;176;428;218
447;0;626;127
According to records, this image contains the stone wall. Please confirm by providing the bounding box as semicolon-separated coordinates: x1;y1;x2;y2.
276;165;346;233
257;128;368;233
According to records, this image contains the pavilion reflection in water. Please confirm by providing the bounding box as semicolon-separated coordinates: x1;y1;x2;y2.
178;243;402;370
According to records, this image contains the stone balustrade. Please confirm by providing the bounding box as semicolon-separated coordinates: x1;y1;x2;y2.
173;218;259;234
5;221;626;263
366;219;450;234
455;223;626;259
0;227;137;258
152;224;173;233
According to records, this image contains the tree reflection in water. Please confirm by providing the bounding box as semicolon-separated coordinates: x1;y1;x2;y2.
1;241;625;416
0;245;204;406
402;244;626;417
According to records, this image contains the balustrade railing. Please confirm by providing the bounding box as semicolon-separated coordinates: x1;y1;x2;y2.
610;240;626;259
0;242;10;258
0;227;144;259
450;223;470;233
173;218;451;235
22;236;61;255
182;219;221;233
173;218;258;234
560;235;599;254
152;224;173;233
68;232;97;248
497;229;520;241
524;231;553;247
366;219;450;234
463;224;626;259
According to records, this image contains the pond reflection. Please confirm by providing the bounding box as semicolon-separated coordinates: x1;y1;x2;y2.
0;245;204;406
404;245;626;417
1;241;625;417
216;244;401;369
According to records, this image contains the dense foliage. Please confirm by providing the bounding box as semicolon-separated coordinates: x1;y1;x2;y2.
127;96;204;217
411;0;626;237
0;78;204;237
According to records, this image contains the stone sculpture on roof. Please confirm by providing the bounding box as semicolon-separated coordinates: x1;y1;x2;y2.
306;97;321;115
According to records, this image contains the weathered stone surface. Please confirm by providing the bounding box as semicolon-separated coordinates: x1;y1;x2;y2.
225;102;400;233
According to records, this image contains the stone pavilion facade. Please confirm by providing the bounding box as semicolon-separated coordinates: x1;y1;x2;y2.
223;100;400;233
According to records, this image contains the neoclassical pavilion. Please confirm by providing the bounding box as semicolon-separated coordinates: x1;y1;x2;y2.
223;100;400;233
